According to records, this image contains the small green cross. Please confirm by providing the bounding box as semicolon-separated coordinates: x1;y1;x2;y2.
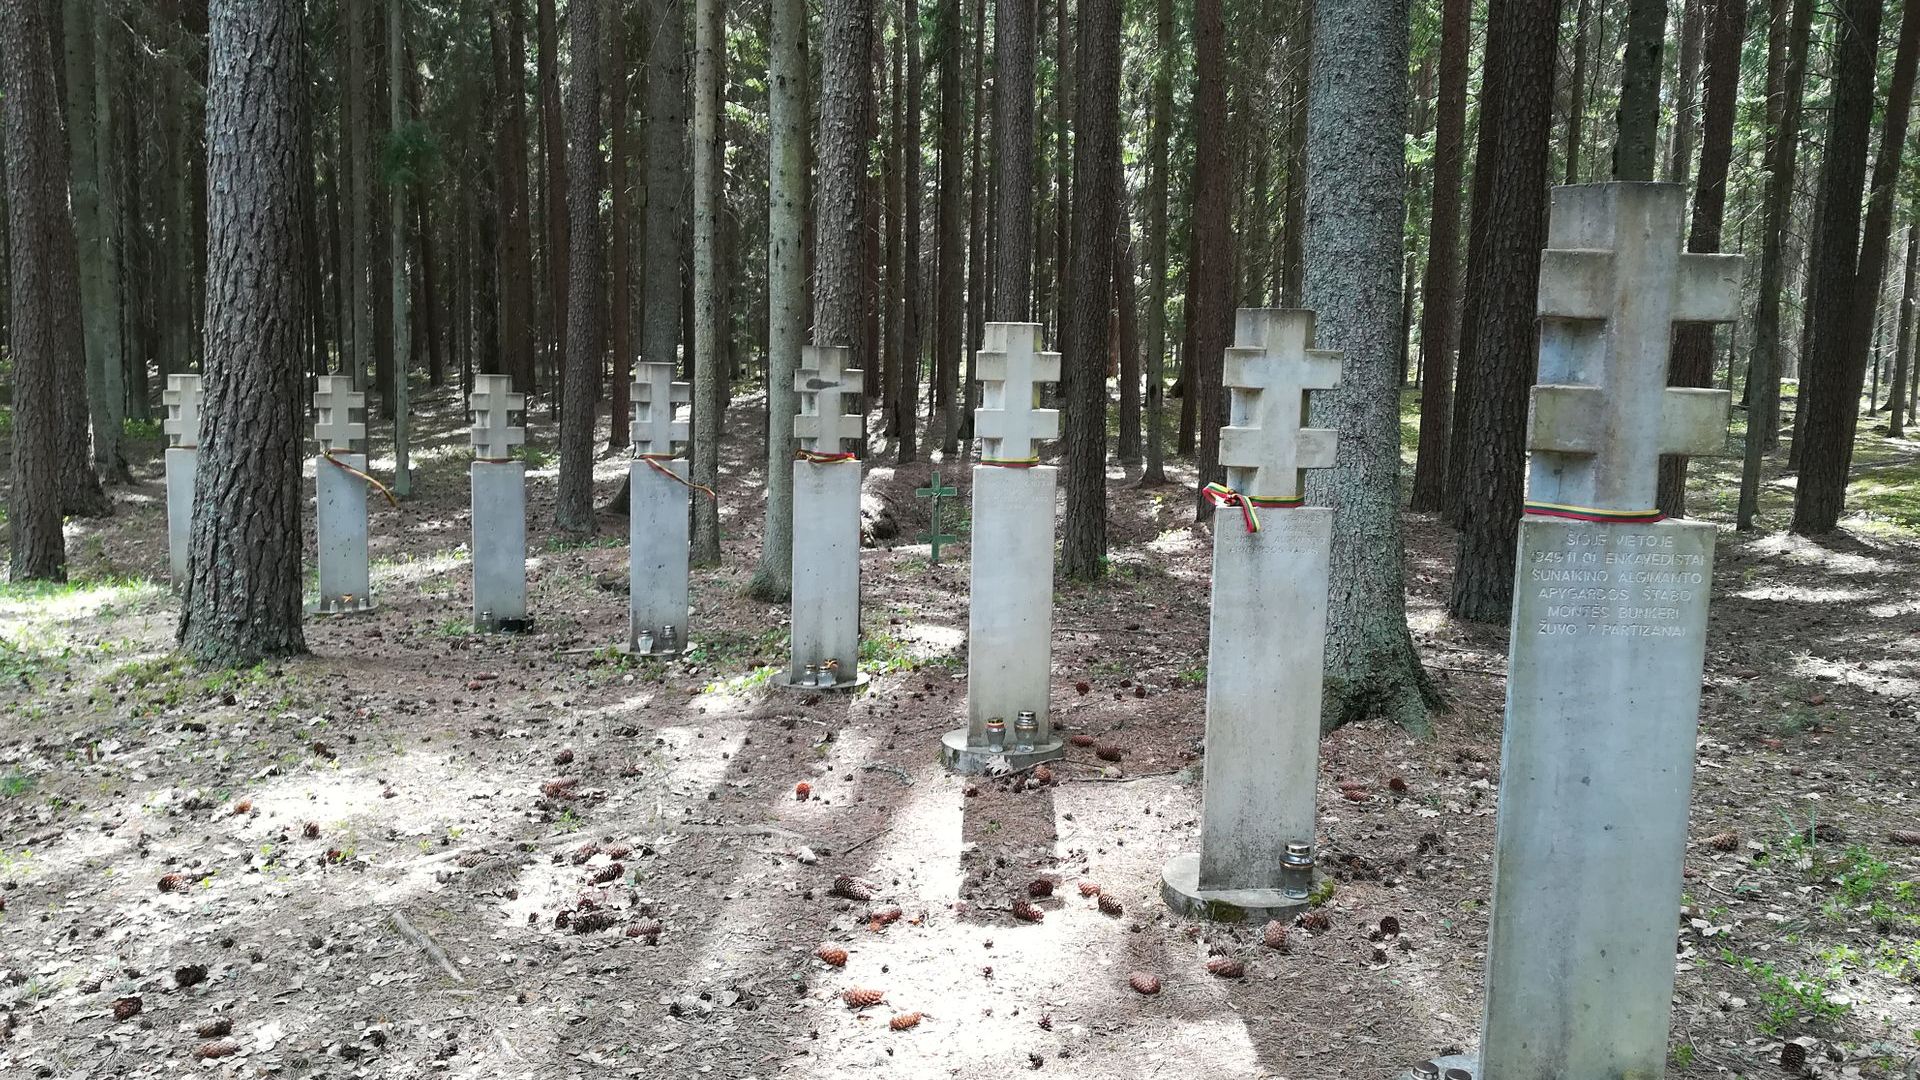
915;468;960;564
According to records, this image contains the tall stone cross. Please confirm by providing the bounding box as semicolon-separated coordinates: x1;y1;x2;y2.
163;374;203;450
469;374;526;460
973;322;1060;462
1530;183;1743;511
313;375;367;454
794;345;865;452
1219;309;1341;500
630;361;692;455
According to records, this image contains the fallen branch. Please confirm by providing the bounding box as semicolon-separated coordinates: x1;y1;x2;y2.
390;911;465;984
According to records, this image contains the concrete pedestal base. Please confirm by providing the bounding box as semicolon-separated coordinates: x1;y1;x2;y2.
938;728;1063;774
471;461;527;631
954;465;1059;764
788;460;862;685
628;459;691;655
1159;853;1312;923
313;453;374;615
1397;1054;1479;1080
164;447;196;586
779;670;871;692
1477;517;1715;1080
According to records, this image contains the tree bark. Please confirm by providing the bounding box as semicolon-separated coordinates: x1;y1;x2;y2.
816;0;873;358
992;0;1036;321
1563;0;1590;184
1793;0;1907;534
491;3;535;389
1140;0;1173;484
538;0;569;394
179;0;307;664
752;0;808;599
1656;0;1744;518
1059;0;1121;581
690;0;726;564
643;0;690;374
1448;0;1560;625
65;0;129;485
388;0;412;496
556;0;604;532
609;6;634;451
1611;0;1666;180
933;0;964;454
1664;0;1704;188
1;0;78;578
898;0;924;463
1115;163;1141;466
1190;0;1231;515
1407;0;1468;513
1891;211;1918;439
1303;0;1441;731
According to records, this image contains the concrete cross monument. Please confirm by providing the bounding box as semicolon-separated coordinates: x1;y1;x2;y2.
941;323;1063;773
627;361;694;655
312;375;374;614
469;375;528;632
787;345;867;689
161;374;203;586
1409;183;1740;1080
1160;308;1340;918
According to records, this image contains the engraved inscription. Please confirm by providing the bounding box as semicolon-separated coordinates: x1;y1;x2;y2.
1526;527;1705;638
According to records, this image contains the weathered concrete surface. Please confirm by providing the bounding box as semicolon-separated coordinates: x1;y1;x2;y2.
1479;516;1714;1080
164;447;196;587
471;461;527;630
314;453;373;614
628;458;691;655
787;460;862;687
1159;853;1312;924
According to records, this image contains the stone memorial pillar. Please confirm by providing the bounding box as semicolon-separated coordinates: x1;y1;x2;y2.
627;362;694;655
1160;308;1341;921
786;345;866;689
162;374;203;587
942;323;1064;772
469;375;528;631
1411;183;1741;1080
312;375;374;614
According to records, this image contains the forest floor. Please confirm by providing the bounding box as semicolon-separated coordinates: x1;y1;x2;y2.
1;382;1918;1080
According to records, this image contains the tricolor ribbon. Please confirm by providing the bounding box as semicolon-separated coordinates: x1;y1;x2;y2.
795;449;859;465
1201;482;1304;533
640;453;718;501
322;449;400;508
981;455;1040;469
1523;501;1666;525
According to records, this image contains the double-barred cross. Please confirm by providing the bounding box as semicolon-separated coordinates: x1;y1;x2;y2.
469;374;526;460
973;322;1060;462
1530;183;1743;512
163;374;203;450
630;361;691;456
1219;308;1341;501
313;375;366;454
794;345;865;452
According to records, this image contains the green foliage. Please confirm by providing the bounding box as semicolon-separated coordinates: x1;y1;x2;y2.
1718;949;1851;1034
122;417;164;440
379;120;440;188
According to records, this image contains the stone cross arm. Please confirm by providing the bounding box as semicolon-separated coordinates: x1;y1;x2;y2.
1216;309;1341;501
313;375;367;453
630;361;692;454
794;345;866;452
974;322;1060;461
1529;384;1730;459
163;374;203;449
1538;248;1743;325
469;374;527;460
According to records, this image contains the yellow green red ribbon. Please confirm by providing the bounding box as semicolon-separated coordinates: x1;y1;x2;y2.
1201;482;1303;533
322;449;400;508
1523;500;1665;524
795;449;859;465
640;453;718;501
981;455;1040;469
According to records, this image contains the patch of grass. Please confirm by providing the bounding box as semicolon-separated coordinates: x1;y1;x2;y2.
544;533;626;552
859;630;920;675
122;417;164;440
704;665;782;695
1;771;34;798
1719;948;1852;1034
1176;664;1207;688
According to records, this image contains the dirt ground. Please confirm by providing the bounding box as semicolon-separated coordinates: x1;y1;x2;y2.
2;384;1918;1080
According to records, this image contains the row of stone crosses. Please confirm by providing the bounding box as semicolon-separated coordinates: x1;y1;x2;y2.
161;184;1734;1078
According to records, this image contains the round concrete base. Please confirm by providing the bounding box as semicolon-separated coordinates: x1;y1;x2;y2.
1396;1054;1478;1080
309;597;377;616
778;671;872;693
939;729;1065;774
1159;852;1313;923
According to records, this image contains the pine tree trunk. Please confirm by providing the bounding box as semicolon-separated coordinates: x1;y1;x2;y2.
1;0;76;578
538;0;570;395
493;4;535;389
609;7;634;450
347;0;373;398
1115;164;1141;466
1793;0;1907;534
1059;0;1121;581
992;0;1036;321
556;0;604;532
898;0;923;463
388;0;412;496
65;0;129;485
752;0;807;599
1448;0;1561;625
1407;0;1468;513
962;0;987;447
179;0;307;665
1611;0;1666;180
1140;0;1173;484
933;0;964;454
1656;0;1744;519
1664;0;1703;187
1564;0;1591;184
1890;212;1918;439
690;0;726;563
1189;0;1231;515
816;0;872;356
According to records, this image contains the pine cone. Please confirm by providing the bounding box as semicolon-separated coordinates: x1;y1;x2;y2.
1133;685;1147;698
1378;915;1401;937
174;964;208;989
194;1040;240;1060
1095;744;1123;762
1028;878;1055;898
77;974;105;994
1206;956;1246;978
830;875;874;902
302;821;321;839
1780;1041;1808;1071
1262;920;1289;951
1706;831;1739;852
554;748;575;765
815;944;849;967
588;862;625;885
1342;788;1370;802
795;782;812;801
196;1018;233;1039
889;1011;924;1031
1078;882;1102;898
867;906;904;931
540;777;579;799
570;842;601;864
1890;829;1920;846
1298;911;1332;933
1070;734;1096;748
571;909;618;934
1097;893;1123;918
1387;776;1409;793
158;872;189;893
1032;766;1054;786
1075;681;1091;695
231;800;253;816
1128;971;1162;996
1012;898;1044;923
112;996;142;1022
842;987;886;1009
1336;779;1368;792
628;920;663;943
602;843;633;860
